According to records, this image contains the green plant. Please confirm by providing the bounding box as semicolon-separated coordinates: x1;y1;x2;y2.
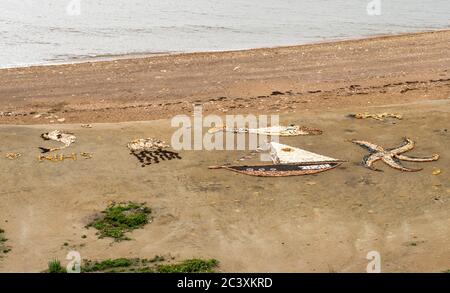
44;256;219;273
156;259;219;273
48;260;66;273
0;228;10;255
87;202;151;241
82;258;133;272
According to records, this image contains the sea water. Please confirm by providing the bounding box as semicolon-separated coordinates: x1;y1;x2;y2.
0;0;448;68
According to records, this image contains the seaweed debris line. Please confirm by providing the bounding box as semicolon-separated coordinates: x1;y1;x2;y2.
127;138;181;167
39;130;76;153
209;142;343;177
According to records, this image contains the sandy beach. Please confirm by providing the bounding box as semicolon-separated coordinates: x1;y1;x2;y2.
0;31;449;272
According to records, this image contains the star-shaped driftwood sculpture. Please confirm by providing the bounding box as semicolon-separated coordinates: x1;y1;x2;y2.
351;138;439;172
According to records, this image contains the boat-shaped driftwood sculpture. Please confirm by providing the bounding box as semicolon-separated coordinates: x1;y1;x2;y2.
209;142;343;177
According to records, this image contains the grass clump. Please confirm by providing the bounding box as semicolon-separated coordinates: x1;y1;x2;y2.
0;229;7;244
82;258;133;272
155;259;219;273
48;260;66;273
0;228;11;256
87;202;151;241
47;256;219;273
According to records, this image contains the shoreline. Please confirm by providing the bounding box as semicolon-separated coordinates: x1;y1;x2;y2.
1;29;448;71
0;29;449;125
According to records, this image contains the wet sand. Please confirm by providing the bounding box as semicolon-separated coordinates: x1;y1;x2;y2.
0;100;449;272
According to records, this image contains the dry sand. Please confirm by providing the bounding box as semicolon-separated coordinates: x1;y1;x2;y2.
0;31;449;272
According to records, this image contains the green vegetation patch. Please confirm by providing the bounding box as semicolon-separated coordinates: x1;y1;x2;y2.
0;228;11;255
155;259;219;273
87;202;151;241
46;256;219;273
48;259;66;273
82;258;134;272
